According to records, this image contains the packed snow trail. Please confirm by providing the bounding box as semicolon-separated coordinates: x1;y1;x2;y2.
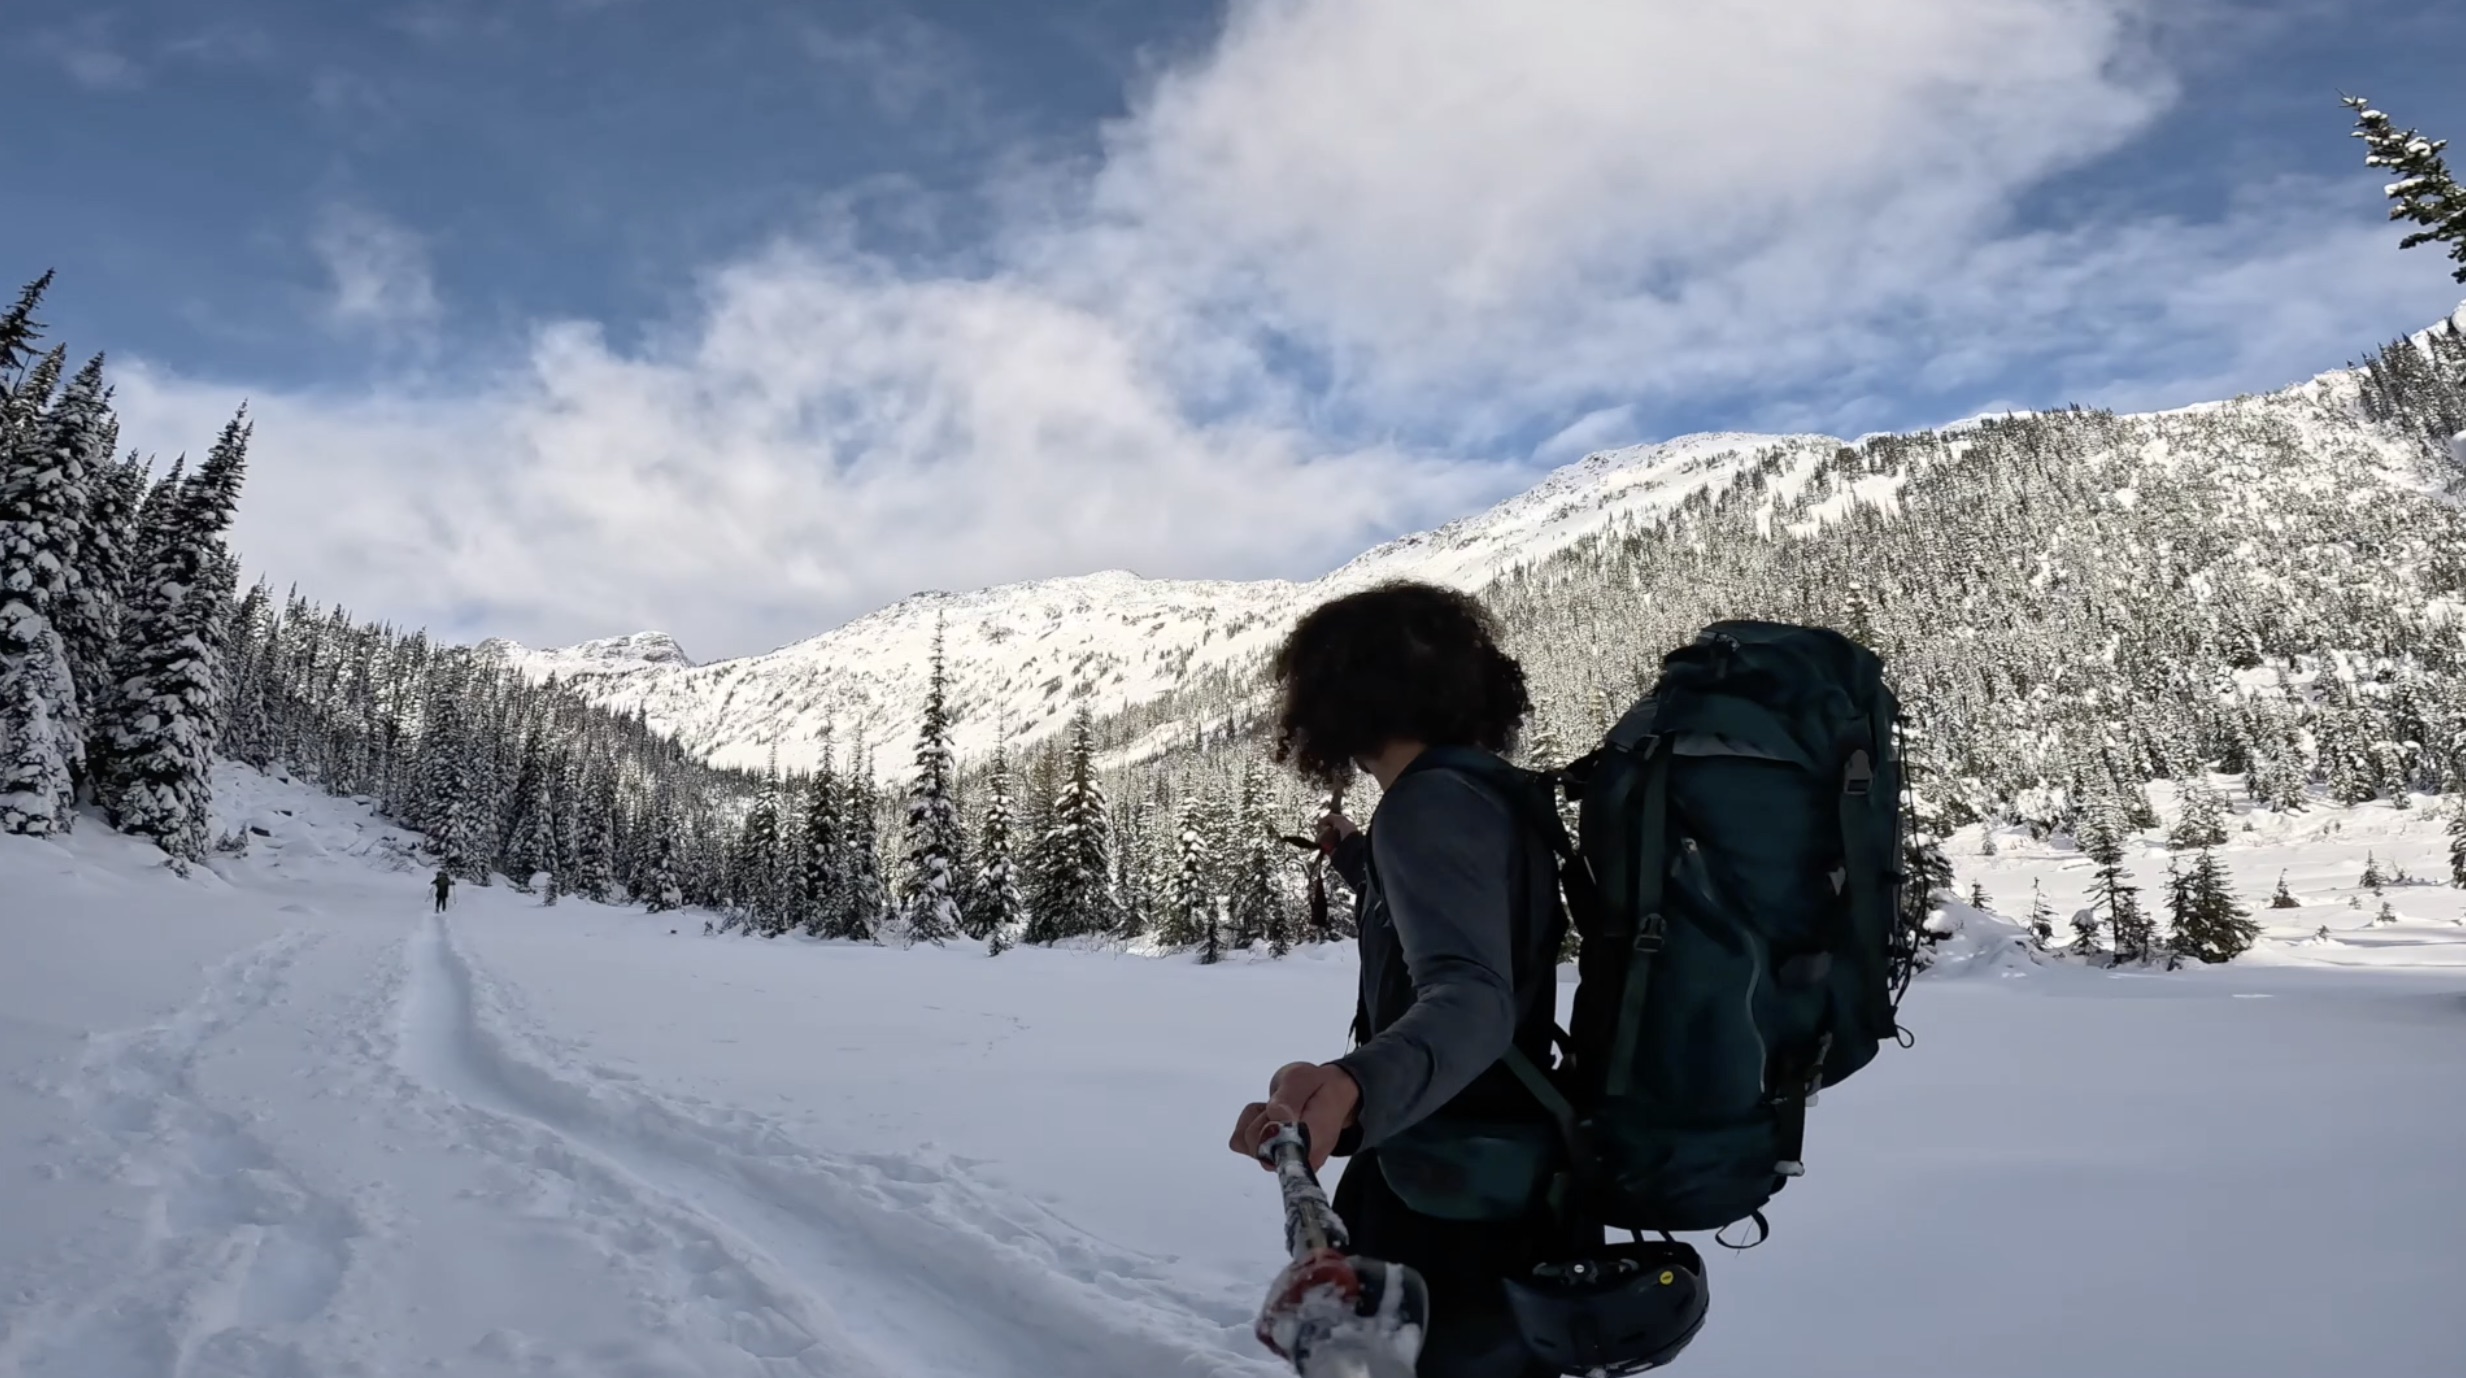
6;763;2466;1376
392;911;1264;1378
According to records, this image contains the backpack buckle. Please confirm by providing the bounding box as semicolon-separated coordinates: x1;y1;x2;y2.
1843;749;1874;796
1633;913;1666;955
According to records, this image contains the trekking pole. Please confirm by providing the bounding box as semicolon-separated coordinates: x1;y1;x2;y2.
1254;1124;1429;1378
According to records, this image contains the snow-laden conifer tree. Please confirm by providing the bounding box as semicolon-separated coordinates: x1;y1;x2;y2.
736;766;785;933
2026;881;2057;948
42;358;117;737
1111;797;1155;940
843;753;890;941
571;760;618;903
1225;759;1292;955
0;350;88;838
2169;777;2230;850
92;412;248;861
0;346;88;834
1025;705;1114;943
798;740;850;937
501;728;555;889
411;665;492;878
60;450;142;750
219;581;276;769
1164;793;1215;954
2168;847;2258;964
0;273;54;381
961;740;1026;950
2080;800;2152;964
2348;96;2466;284
897;621;964;945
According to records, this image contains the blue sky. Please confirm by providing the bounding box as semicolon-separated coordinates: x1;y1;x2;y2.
8;0;2465;657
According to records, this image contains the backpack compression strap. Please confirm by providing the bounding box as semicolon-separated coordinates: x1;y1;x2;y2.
1604;737;1671;1100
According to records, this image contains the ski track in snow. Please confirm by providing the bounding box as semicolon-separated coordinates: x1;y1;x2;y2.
2;929;361;1378
393;912;1271;1378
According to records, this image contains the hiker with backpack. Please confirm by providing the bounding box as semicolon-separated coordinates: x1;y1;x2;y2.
1230;580;1917;1377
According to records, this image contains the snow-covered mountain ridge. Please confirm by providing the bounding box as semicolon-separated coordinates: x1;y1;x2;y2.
486;430;1838;776
489;305;2466;782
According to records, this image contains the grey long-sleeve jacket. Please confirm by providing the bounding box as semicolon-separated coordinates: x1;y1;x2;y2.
1329;759;1559;1151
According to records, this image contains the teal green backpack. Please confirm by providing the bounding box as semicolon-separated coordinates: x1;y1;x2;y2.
1379;621;1917;1241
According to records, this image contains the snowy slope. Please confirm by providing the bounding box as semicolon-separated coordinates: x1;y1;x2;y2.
484;432;1838;776
6;765;2465;1376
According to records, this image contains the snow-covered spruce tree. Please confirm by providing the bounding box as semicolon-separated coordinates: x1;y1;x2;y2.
571;760;619;903
2026;882;2057;949
1164;794;1216;954
500;728;555;890
1112;797;1157;941
2362;851;2387;893
409;664;493;879
735;766;785;933
1226;759;1293;955
2169;847;2258;964
0;273;55;382
2241;697;2310;814
2080;803;2153;964
1025;704;1115;943
843;756;891;941
2349;96;2466;284
218;581;276;769
640;819;683;912
961;740;1026;950
2169;777;2229;850
60;451;142;751
92;412;248;862
2068;903;2103;956
897;621;965;946
0;347;90;835
540;751;577;906
2449;798;2466;888
43;358;118;742
798;743;850;937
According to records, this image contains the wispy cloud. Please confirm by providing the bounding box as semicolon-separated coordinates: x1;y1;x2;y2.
29;13;278;91
113;0;2466;659
310;205;441;337
32;18;145;92
799;15;979;126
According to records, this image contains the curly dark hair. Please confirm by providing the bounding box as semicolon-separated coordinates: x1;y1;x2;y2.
1270;581;1531;788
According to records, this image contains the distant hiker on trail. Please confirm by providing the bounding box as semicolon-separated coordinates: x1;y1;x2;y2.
431;869;453;914
1229;581;1573;1378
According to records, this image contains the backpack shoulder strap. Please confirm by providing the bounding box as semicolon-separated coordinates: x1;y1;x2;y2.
1395;747;1596;1145
1396;747;1576;860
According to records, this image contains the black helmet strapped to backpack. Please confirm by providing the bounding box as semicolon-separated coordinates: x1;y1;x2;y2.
1502;1238;1709;1375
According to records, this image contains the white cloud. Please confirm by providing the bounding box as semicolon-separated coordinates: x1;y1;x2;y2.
113;249;1507;658
112;0;2466;659
310;206;441;336
33;20;145;91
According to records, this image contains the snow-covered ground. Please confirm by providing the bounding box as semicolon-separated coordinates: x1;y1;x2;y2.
4;766;2464;1377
